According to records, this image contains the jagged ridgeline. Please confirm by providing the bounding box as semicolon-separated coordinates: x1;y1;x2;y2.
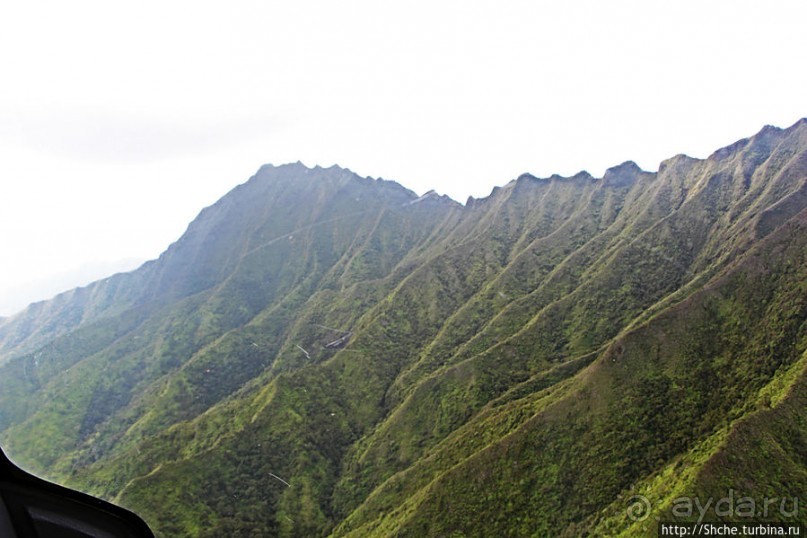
0;120;805;537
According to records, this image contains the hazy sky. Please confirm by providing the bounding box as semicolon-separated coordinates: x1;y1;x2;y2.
0;0;805;316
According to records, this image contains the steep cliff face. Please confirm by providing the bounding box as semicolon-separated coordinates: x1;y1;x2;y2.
0;120;805;536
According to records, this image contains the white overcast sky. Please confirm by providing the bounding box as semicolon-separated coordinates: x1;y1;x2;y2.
0;0;805;316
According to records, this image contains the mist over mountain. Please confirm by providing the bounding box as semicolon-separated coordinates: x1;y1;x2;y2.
0;120;805;537
0;258;146;318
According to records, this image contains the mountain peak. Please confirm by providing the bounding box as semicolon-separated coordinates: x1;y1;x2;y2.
605;160;641;173
791;117;807;129
404;189;461;208
516;172;538;182
603;160;643;185
709;118;805;162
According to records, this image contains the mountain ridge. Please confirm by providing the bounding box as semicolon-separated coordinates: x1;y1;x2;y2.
3;118;803;349
0;119;805;536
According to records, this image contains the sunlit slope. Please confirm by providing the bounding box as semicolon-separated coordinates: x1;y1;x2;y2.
333;205;807;537
0;120;804;536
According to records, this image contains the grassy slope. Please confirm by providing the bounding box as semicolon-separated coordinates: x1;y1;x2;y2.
0;164;446;472
331;122;807;531
0;122;804;536
333;206;806;537
121;125;804;536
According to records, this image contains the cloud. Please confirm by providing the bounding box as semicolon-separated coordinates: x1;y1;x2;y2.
0;108;285;163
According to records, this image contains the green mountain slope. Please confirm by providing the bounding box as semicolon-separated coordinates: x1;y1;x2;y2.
0;120;805;537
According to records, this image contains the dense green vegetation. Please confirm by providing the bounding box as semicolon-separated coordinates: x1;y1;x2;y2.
0;120;805;536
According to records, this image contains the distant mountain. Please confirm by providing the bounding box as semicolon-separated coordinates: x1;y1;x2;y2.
0;120;805;537
0;258;146;318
